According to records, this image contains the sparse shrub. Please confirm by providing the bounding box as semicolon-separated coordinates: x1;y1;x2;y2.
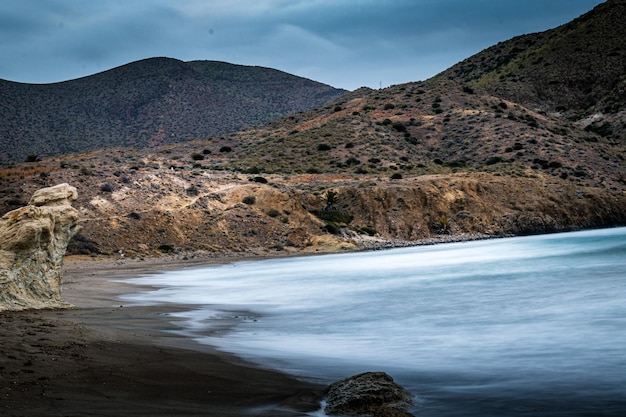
584;122;613;137
390;173;403;180
66;234;101;255
266;208;280;217
100;183;114;193
345;142;354;149
444;160;466;168
432;215;450;234
485;156;504;166
128;212;141;220
433;158;444;165
333;105;342;112
242;195;256;205
324;223;341;235
306;167;320;174
220;146;232;153
381;118;392;125
158;244;175;253
345;157;360;166
462;85;474;94
324;190;338;209
202;149;212;155
368;158;381;164
392;122;407;132
359;226;378;236
186;185;200;196
317;143;331;151
251;176;268;184
191;153;205;161
383;103;395;110
315;210;353;224
25;154;40;163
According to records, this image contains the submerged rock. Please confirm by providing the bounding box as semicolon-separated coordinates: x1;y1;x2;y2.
325;371;415;416
0;183;80;311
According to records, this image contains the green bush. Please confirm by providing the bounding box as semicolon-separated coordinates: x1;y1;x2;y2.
266;208;281;217
392;122;407;132
158;244;175;253
100;183;114;193
485;156;504;165
324;223;341;235
242;196;256;205
359;226;378;236
313;209;353;224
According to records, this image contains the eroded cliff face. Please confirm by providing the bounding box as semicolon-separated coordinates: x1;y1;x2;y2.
0;184;80;311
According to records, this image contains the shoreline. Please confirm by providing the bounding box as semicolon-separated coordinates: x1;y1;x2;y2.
4;227;618;416
1;254;327;417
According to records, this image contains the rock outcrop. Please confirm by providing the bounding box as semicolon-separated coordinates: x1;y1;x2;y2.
0;184;80;311
325;372;415;417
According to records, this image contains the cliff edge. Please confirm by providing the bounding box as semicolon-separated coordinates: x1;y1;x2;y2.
0;184;80;311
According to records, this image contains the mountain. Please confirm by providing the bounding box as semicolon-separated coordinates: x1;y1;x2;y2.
0;1;624;259
438;0;625;142
0;57;346;162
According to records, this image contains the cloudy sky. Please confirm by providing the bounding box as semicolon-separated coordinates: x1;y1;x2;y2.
0;0;604;91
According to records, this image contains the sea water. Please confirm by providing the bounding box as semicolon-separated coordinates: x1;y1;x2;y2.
121;228;626;416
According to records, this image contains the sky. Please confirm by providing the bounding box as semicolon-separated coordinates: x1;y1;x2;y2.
0;0;606;91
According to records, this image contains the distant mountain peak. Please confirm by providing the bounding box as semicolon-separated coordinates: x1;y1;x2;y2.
0;58;346;162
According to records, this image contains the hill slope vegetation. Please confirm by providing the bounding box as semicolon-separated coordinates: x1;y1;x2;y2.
0;58;346;162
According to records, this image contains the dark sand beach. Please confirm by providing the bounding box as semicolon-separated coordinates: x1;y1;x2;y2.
0;255;325;416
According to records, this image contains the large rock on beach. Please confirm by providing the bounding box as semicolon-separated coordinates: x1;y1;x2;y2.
325;372;415;417
0;183;80;311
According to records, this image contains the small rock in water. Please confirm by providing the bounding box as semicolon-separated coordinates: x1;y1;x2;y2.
324;371;415;416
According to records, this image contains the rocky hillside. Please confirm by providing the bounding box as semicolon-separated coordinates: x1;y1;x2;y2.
0;58;346;162
0;1;624;260
438;0;625;143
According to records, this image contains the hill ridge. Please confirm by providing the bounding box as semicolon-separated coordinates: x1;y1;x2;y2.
0;58;346;162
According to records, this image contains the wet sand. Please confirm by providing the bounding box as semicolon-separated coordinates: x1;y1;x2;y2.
0;255;325;416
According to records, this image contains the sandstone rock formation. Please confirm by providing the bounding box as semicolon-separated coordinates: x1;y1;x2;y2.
325;372;415;417
0;183;80;311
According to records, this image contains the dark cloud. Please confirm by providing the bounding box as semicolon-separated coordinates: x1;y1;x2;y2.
0;0;606;89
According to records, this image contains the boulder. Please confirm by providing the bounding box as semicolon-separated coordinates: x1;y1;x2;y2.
0;184;80;311
325;372;415;417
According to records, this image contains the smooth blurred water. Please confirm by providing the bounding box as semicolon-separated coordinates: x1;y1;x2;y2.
121;228;626;416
